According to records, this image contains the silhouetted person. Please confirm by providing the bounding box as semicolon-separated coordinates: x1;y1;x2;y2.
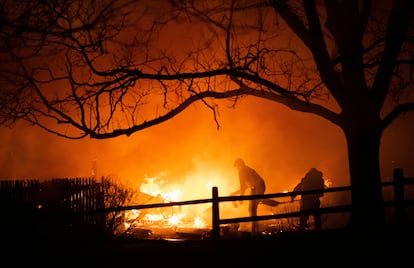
231;158;280;234
291;167;325;231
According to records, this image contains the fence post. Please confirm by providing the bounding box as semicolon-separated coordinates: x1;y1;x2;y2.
212;186;220;240
393;168;405;226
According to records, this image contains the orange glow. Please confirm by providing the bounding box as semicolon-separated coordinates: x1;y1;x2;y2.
1;1;413;201
0;1;413;239
1;97;413;210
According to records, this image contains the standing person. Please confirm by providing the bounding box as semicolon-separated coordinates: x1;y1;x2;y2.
291;167;325;231
231;158;280;234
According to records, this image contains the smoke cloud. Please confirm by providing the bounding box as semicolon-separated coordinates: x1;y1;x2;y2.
0;97;413;196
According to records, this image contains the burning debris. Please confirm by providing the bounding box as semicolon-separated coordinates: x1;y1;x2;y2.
108;172;307;240
110;174;211;240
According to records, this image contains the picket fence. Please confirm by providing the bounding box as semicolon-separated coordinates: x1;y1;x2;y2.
0;177;105;236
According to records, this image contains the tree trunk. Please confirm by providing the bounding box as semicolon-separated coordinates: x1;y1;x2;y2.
344;126;385;231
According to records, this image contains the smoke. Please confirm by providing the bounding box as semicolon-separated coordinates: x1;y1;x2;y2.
0;97;413;197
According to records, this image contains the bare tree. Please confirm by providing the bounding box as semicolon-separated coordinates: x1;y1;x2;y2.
0;0;413;230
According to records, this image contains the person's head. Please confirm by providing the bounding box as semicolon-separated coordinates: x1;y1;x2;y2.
306;167;323;179
234;158;245;169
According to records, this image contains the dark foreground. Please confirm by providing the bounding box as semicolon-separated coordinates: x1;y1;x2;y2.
3;226;414;267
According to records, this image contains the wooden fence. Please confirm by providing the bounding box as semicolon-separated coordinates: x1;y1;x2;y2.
90;168;414;240
212;167;414;239
0;177;105;237
1;168;413;240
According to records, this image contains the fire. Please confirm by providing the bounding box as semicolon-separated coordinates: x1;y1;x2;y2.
114;164;241;240
324;179;332;188
120;173;215;234
139;175;181;202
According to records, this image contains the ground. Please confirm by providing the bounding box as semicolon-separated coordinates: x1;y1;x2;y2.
3;226;413;267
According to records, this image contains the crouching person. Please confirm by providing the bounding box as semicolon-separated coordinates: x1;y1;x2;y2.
291;168;325;231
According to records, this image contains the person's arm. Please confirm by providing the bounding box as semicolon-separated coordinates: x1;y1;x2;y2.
231;174;248;206
291;180;303;202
